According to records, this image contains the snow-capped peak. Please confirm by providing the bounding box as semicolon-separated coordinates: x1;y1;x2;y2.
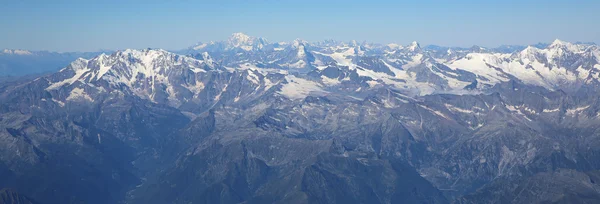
2;49;33;55
386;43;403;50
225;32;268;51
46;49;216;91
292;38;308;48
550;39;568;47
228;32;253;46
289;39;312;59
191;42;210;50
519;45;539;55
515;45;543;62
470;45;486;53
177;35;599;98
200;52;214;64
547;38;583;53
408;41;421;52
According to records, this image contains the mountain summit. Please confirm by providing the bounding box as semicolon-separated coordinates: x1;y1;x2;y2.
189;33;268;52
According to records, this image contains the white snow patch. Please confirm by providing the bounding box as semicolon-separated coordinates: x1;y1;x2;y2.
522;106;537;114
279;75;327;99
46;59;91;90
240;45;253;51
95;54;111;80
444;104;474;114
321;75;341;85
366;80;380;87
315;48;356;68
52;99;65;107
447;53;510;84
246;70;261;84
567;105;590;115
505;104;534;121
418;104;451;120
193;43;208;50
543;108;560;113
281;60;306;69
66;87;93;102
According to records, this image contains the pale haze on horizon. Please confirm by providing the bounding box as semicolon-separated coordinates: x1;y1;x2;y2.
1;0;599;52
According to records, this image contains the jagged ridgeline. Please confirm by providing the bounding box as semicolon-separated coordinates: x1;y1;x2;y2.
1;33;600;203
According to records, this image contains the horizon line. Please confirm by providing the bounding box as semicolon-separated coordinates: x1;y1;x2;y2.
2;33;598;53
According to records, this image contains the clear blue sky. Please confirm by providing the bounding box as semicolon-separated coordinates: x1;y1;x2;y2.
1;0;598;52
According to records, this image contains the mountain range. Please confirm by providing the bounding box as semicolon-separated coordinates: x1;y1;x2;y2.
1;33;600;203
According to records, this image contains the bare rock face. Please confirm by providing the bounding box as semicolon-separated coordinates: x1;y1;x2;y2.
0;188;38;204
1;37;600;203
457;170;600;203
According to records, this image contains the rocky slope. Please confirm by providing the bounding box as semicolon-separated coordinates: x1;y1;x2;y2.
0;188;38;204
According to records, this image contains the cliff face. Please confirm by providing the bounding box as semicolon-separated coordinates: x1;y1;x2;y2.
0;189;37;204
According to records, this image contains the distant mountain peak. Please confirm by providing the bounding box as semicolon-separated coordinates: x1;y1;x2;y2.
199;52;213;61
521;45;539;52
46;48;216;90
469;45;486;53
386;43;403;50
225;32;267;51
230;32;250;38
408;41;421;51
550;39;568;47
228;32;253;45
188;33;269;52
547;38;584;54
292;38;308;48
2;49;33;55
